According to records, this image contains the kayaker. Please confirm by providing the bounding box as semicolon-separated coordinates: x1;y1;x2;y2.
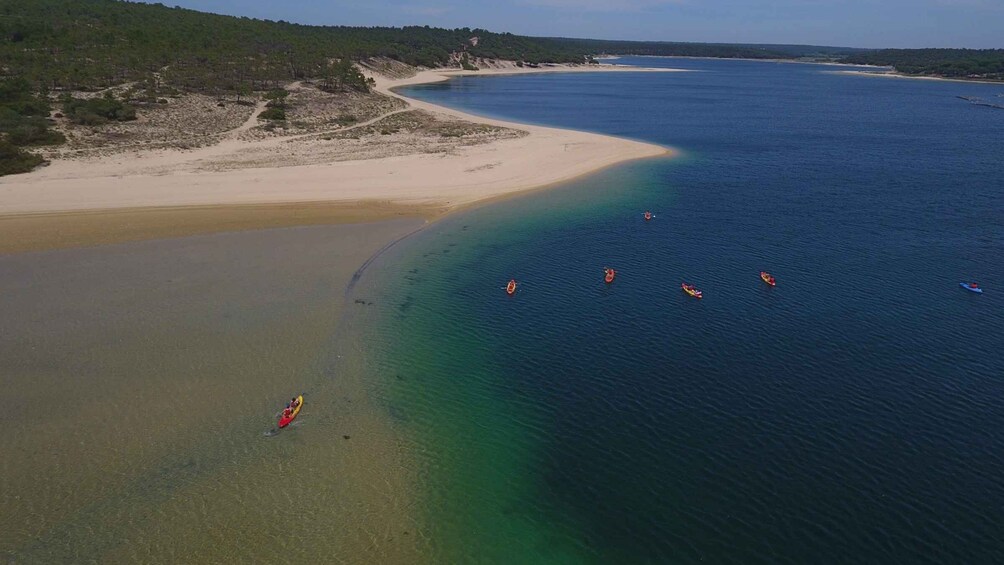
282;407;292;419
290;397;299;408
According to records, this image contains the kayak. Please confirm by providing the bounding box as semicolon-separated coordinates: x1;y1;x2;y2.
682;282;703;299
506;279;517;295
278;395;303;428
760;271;776;286
644;211;652;221
604;268;616;283
960;282;983;294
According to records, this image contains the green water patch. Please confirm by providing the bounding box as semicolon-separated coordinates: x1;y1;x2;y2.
359;162;673;562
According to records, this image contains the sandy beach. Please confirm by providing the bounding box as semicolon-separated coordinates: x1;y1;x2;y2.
829;69;1004;85
0;64;679;252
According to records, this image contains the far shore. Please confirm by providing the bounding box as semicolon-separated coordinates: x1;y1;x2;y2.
0;63;680;253
828;69;1004;85
598;53;890;69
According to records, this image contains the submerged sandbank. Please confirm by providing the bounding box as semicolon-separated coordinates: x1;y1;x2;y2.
0;200;442;254
0;219;428;562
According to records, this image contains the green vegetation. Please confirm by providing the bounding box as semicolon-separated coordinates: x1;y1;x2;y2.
265;88;290;108
0;139;44;175
2;0;864;99
842;49;1004;80
0;78;63;174
320;60;374;93
61;94;137;125
1;113;63;146
0;0;584;95
460;53;479;71
546;38;793;60
258;107;286;121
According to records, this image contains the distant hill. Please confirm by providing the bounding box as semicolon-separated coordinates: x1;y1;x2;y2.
841;49;1004;80
0;0;586;93
544;39;863;61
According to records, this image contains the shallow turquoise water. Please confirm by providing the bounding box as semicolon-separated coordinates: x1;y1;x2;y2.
363;58;1004;563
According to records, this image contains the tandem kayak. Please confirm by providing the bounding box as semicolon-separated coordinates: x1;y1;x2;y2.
960;282;983;294
682;283;703;299
604;267;616;283
278;395;303;428
760;271;776;286
506;279;517;295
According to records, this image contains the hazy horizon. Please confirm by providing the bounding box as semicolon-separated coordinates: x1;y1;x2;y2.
136;0;1002;50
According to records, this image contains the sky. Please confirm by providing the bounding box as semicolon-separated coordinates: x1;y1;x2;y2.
141;0;1003;49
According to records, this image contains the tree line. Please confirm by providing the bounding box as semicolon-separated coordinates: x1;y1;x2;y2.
841;49;1004;80
0;0;586;95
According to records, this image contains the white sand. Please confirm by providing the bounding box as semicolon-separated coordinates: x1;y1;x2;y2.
828;69;1004;85
1;65;681;215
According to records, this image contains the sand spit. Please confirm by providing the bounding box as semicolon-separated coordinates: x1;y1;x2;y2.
829;69;1004;85
1;63;681;251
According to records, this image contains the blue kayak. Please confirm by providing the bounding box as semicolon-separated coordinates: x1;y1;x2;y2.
960;282;983;294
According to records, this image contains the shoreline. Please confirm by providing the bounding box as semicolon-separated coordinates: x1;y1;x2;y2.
828;69;1004;85
599;53;889;69
0;64;677;254
0;200;444;255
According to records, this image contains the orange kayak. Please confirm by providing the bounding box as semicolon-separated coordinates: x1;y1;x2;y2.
760;271;776;286
604;268;616;283
506;279;517;295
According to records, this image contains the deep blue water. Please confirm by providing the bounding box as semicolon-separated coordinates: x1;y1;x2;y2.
367;57;1004;563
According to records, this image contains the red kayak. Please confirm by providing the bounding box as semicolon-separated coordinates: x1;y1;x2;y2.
644;211;652;221
604;267;616;283
278;395;303;428
506;279;517;295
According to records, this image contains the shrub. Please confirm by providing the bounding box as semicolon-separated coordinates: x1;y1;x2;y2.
0;139;45;176
6;120;66;146
265;88;289;108
460;52;478;71
258;107;286;120
62;95;137;125
0;108;66;146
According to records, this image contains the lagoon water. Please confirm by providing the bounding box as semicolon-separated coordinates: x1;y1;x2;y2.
362;58;1004;563
2;58;1003;564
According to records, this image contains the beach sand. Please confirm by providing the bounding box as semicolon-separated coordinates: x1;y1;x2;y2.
828;69;1004;85
1;63;677;252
